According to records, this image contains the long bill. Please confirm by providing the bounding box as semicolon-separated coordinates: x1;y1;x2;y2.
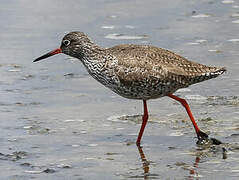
33;48;62;62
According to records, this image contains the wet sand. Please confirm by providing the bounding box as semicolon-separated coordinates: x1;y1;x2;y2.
0;0;239;179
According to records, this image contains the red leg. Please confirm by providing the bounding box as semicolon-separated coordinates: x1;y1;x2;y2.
136;100;148;146
167;94;208;140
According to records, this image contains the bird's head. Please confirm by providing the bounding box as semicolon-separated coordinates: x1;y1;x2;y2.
33;31;93;62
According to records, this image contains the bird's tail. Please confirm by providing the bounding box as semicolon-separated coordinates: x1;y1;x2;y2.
201;67;226;78
188;67;226;85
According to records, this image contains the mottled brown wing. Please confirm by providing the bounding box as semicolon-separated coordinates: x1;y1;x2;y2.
107;44;225;87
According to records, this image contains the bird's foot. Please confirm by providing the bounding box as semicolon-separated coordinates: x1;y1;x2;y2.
196;130;222;146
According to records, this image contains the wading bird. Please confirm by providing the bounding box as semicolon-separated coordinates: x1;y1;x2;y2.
34;32;226;146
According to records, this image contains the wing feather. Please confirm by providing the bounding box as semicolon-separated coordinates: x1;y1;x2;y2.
106;44;225;87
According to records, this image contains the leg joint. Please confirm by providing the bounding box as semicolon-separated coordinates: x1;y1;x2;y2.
178;98;188;107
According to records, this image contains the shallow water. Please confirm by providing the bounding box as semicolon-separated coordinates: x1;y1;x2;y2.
0;0;239;179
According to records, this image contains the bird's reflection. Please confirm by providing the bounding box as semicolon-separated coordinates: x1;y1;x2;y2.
136;144;227;179
136;145;201;180
137;146;150;179
188;156;200;180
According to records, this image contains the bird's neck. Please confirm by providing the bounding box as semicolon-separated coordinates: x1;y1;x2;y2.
80;44;105;64
74;42;107;75
72;40;118;87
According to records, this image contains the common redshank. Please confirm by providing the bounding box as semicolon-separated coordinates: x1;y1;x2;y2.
34;32;226;146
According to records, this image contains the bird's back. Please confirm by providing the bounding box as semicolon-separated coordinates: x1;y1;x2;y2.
105;44;226;99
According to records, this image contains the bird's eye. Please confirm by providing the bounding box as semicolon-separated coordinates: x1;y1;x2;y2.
63;39;71;46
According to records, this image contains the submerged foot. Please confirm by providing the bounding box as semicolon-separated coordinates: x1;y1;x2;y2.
196;130;222;145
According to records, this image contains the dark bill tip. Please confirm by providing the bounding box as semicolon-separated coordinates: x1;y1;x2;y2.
33;48;62;62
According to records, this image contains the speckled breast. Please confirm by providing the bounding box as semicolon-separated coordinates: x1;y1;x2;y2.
104;78;180;100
